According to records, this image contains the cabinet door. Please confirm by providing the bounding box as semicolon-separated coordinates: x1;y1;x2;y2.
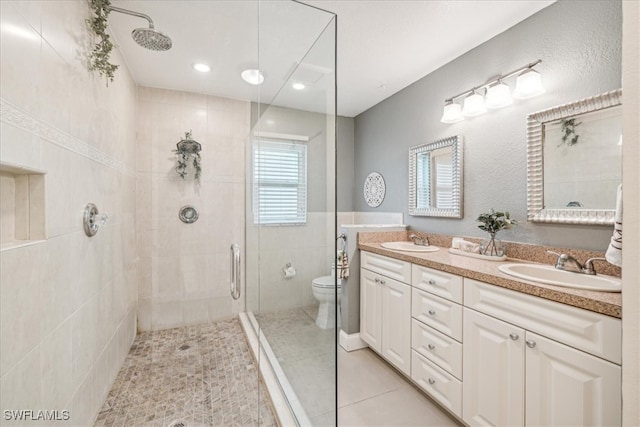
360;268;382;353
463;308;525;427
381;278;411;375
525;332;621;426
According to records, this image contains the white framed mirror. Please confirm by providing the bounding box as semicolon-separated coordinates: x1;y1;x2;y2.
409;135;463;218
527;89;622;225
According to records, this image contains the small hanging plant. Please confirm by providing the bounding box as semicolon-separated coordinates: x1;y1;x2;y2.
558;118;582;147
87;0;119;84
173;131;202;182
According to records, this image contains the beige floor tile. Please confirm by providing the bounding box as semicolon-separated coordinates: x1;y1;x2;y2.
338;386;460;427
338;348;408;407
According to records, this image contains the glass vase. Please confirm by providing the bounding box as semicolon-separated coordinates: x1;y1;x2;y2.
480;233;504;257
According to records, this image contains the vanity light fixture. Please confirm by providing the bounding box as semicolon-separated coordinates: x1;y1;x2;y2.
241;69;264;85
485;81;513;109
440;100;464;123
462;91;486;117
440;59;543;124
513;68;545;99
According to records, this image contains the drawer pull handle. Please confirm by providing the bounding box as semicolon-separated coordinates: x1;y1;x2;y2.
509;333;519;341
428;309;436;316
526;340;537;348
427;344;436;350
428;279;436;285
428;378;436;385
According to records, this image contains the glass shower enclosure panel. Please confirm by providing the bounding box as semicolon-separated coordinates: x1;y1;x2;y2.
245;2;337;425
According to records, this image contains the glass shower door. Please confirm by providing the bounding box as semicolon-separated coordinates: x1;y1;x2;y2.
245;2;337;425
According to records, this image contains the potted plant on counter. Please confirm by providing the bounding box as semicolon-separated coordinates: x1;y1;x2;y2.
476;209;517;257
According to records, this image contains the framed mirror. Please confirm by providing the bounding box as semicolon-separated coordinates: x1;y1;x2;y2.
409;135;463;218
527;89;622;225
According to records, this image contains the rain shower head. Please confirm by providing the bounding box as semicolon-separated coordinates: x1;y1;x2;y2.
108;5;172;51
131;27;172;51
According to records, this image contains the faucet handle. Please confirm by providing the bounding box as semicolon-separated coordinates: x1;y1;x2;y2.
582;257;607;275
546;250;568;269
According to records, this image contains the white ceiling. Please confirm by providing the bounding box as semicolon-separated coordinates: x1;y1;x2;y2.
109;0;554;117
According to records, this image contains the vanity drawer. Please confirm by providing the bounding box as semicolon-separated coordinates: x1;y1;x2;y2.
412;319;462;380
412;265;463;303
412;288;462;342
361;251;411;283
412;350;462;418
464;279;622;364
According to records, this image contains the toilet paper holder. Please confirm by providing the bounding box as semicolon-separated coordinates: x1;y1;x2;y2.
282;262;296;279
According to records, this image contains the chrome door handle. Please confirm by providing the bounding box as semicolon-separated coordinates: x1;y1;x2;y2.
230;244;241;300
509;333;519;341
526;340;536;349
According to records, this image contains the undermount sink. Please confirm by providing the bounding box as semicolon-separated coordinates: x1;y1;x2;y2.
380;241;440;253
498;263;621;292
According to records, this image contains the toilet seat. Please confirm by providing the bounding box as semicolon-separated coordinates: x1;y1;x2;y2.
312;276;341;289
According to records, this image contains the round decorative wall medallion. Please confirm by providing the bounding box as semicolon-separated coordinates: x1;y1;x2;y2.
364;172;386;207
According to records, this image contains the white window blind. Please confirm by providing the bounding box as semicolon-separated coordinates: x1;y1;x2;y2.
253;140;307;225
432;151;454;209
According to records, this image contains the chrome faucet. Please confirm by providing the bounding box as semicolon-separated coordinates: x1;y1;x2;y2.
409;233;429;246
547;250;606;275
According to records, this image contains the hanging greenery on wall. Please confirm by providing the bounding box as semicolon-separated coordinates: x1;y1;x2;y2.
559;118;582;147
87;0;119;84
173;131;202;183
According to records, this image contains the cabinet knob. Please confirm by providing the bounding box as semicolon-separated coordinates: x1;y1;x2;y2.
374;277;380;283
428;309;436;316
380;279;386;285
427;344;436;350
428;378;436;385
428;279;436;285
509;333;519;341
526;340;537;348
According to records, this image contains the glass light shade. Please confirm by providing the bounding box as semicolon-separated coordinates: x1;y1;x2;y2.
462;92;486;117
485;82;512;109
241;69;264;85
440;102;464;123
513;69;545;99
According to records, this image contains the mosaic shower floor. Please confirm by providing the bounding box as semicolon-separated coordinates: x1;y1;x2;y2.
94;319;276;427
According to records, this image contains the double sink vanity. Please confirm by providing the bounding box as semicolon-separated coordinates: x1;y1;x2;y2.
358;231;622;426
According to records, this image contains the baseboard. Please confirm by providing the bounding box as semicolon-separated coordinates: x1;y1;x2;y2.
339;329;368;352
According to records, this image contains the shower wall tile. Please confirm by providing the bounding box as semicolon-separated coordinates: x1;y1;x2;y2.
136;87;248;331
1;0;138;423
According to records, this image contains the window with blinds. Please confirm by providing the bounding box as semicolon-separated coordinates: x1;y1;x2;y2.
252;140;307;225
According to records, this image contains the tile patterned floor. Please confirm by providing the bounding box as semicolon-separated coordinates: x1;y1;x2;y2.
94;319;276;427
255;306;336;424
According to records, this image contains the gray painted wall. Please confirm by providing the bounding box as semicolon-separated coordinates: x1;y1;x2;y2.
338;116;356;212
354;0;621;251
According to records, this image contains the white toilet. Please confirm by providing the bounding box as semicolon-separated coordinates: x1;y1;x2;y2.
312;266;342;329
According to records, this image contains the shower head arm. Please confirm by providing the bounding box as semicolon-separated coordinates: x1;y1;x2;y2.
108;5;155;28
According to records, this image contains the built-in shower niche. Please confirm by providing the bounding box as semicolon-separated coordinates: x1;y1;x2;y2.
0;162;46;250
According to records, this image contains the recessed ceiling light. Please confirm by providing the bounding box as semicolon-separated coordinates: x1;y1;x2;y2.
193;63;211;73
241;69;264;85
292;82;305;90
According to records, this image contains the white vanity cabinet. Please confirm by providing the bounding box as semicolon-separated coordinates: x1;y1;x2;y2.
463;279;622;427
360;252;412;375
410;265;464;417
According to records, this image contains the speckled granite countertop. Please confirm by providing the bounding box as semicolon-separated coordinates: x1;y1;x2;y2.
358;237;621;319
